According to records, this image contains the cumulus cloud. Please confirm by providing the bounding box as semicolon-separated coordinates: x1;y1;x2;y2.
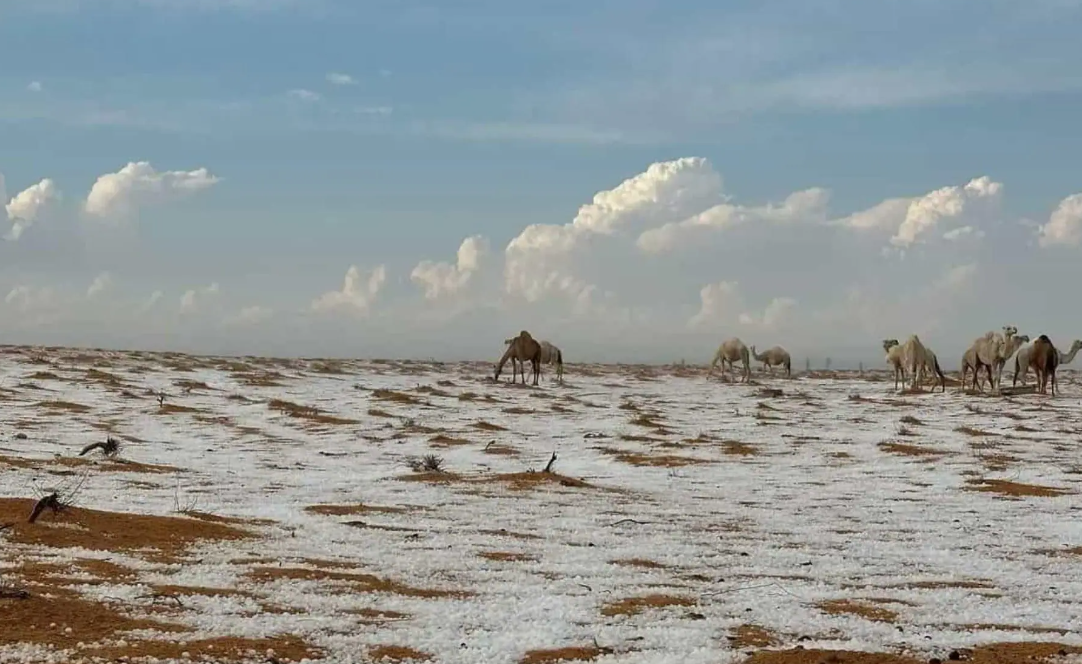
411;235;490;300
1037;193;1082;248
84;161;219;219
139;290;164;314
5;284;55;312
688;281;797;332
504;156;723;304
833;176;1002;247
5;177;60;240
180;282;220;314
312;265;386;314
325;72;356;86
87;272;113;297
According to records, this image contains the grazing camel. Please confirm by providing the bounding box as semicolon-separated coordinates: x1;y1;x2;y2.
1014;339;1082;387
750;345;792;378
502;337;523;383
538;340;565;384
1029;334;1059;396
992;333;1029;389
708;337;751;383
883;339;906;390
494;331;541;386
900;335;946;393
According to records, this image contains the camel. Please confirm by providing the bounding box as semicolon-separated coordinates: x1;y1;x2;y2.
961;326;1016;392
992;333;1029;389
1014;339;1082;387
538;340;565;384
708;337;751;383
494;330;541;386
1028;334;1059;396
899;335;946;393
502;337;522;383
750;345;792;378
883;339;906;390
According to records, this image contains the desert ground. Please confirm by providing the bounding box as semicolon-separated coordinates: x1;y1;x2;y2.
1;345;1082;664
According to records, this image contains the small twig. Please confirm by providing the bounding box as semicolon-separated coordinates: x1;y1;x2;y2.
542;451;557;473
607;518;650;527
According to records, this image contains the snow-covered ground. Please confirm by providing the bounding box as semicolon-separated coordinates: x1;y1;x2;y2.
2;346;1082;664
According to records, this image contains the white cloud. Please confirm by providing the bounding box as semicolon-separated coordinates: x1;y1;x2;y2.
288;88;321;102
411;235;490;300
1037;193;1082;248
5;177;60;240
637;187;830;254
139;290;164;313
504;157;723;304
86;272;112;297
84;161;219;219
179;282;220;314
5;284;55;312
325;72;356;86
312;265;386;314
688;281;796;331
27;81;42;93
227;305;273;326
943;225;984;242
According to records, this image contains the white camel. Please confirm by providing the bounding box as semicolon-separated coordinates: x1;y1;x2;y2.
538;340;565;384
913;341;947;393
883;339;906;390
1014;338;1082;387
750;345;792;378
961;329;1010;392
708;337;751;383
992;332;1029;389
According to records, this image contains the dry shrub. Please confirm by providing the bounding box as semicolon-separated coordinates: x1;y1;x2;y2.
503;406;535;415
429;434;472;447
406;454;445;473
955;425;995;437
610;558;667;569
473;420;507;431
721;440;759;456
305;503;411;516
174;378;212;391
27;371;61;380
157;403;203;415
877;442;948;458
414;385;452;397
369;408;395;418
601;593;695;617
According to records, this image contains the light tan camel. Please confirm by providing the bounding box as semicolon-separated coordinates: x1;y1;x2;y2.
883;339;906;390
502;337;522;383
961;332;1006;393
900;335;946;392
1014;339;1082;387
538;340;564;384
992;333;1029;388
750;345;792;378
708;337;751;383
495;330;541;385
1029;334;1059;396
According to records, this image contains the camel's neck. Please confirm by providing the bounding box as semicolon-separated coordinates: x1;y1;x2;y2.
1060;346;1081;364
751;349;766;361
496;344;515;370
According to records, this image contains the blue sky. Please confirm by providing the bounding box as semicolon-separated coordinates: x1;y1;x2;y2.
2;0;1081;363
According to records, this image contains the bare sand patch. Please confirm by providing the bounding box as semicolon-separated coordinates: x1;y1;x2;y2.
600;593;696;617
367;645;434;662
520;645;609;663
816;598;897;622
964;479;1072;498
245;566;473;599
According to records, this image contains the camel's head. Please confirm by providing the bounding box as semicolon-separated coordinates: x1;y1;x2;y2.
1003;325;1018;338
1015;334;1031;345
504;338;514;346
493;363;503;381
882;339;899;351
1072;339;1082;352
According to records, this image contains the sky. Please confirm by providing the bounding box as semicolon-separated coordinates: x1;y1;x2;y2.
2;0;1082;365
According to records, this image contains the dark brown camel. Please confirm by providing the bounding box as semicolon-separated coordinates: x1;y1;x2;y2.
1028;334;1059;396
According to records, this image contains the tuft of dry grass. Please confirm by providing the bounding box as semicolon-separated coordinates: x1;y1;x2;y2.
269;398;358;425
473;420;507;432
816;598;897;622
877;442;948;458
35;400;91;413
245;566;472;599
478;551;539;563
304;503;411;516
600;593;695;617
964;478;1072;498
157;403;204;415
367;645;434;662
609;558;667;569
373;388;422;405
0;498;252;564
728;624;780;648
519;646;609;664
955;425;994;437
721;440;759;456
597;447;709;467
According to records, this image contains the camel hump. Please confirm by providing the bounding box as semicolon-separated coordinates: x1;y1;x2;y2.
1038;334;1051;343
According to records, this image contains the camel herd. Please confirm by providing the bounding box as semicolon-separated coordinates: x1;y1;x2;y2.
492;327;1078;397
